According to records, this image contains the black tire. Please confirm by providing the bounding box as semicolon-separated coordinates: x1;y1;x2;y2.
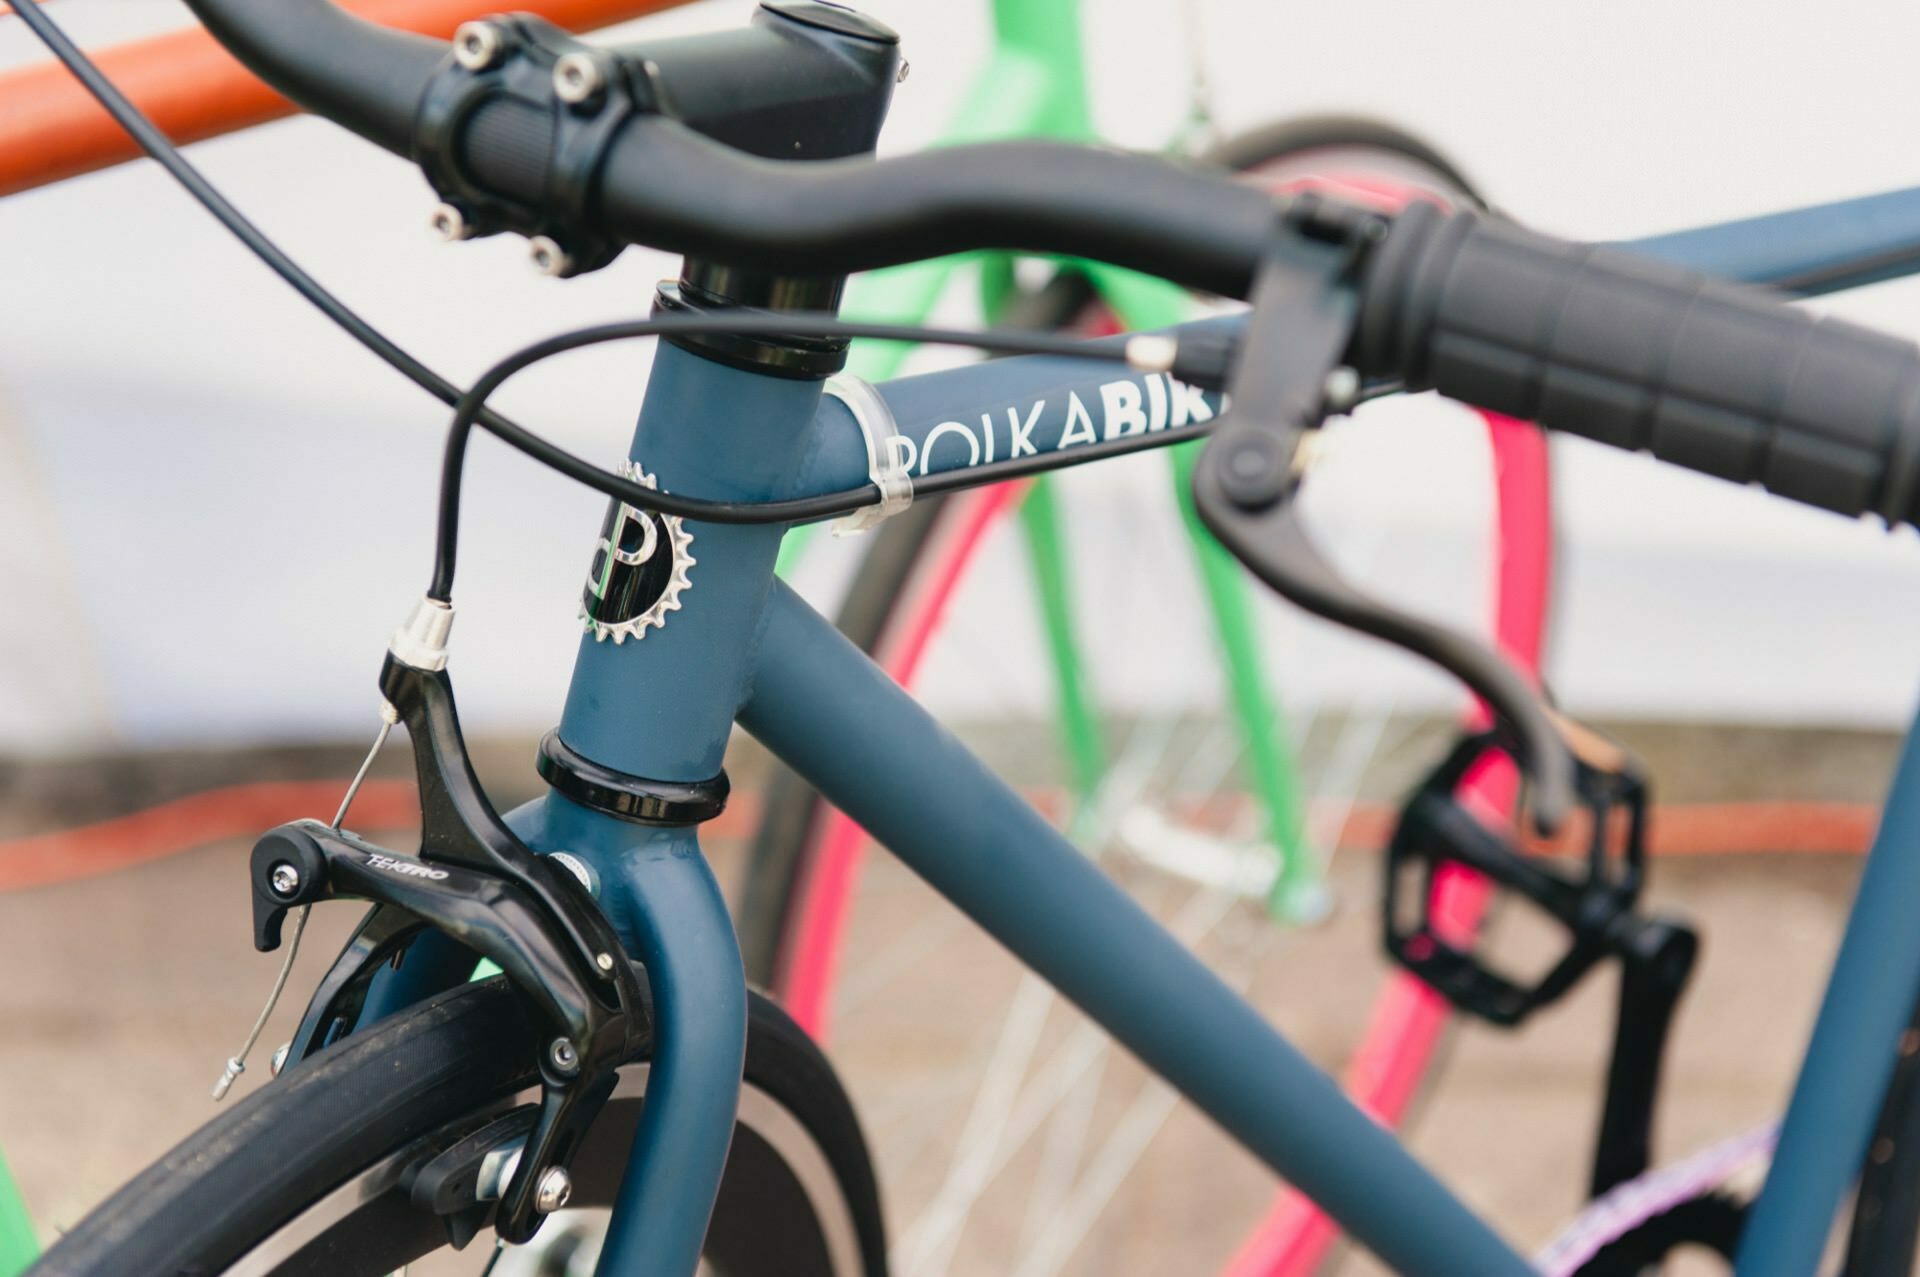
733;115;1485;990
30;976;885;1276
1200;114;1481;197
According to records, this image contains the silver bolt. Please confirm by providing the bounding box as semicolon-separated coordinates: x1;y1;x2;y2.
528;236;571;278
534;1166;573;1213
269;862;302;898
548;1037;581;1076
1323;365;1361;413
896;59;911;83
595;952;615;973
553;52;604;104
427;203;469;242
453;21;504;71
269;1042;291;1077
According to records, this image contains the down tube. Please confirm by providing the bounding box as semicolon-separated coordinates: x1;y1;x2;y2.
738;581;1530;1277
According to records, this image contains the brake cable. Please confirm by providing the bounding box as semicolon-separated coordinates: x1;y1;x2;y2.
426;316;1237;597
12;0;1236;604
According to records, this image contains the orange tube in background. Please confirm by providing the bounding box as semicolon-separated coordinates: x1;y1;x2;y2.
0;0;691;198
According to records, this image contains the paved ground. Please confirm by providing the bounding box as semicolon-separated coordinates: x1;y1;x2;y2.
0;723;1899;1273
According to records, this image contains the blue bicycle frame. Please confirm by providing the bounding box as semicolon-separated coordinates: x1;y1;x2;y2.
365;184;1920;1276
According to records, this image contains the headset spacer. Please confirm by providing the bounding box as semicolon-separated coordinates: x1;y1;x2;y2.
536;731;730;826
654;280;849;379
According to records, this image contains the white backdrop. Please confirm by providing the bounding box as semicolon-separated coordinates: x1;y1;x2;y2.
4;0;1920;752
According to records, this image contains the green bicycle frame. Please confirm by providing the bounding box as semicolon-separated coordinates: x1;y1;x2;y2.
776;0;1323;918
0;1152;33;1276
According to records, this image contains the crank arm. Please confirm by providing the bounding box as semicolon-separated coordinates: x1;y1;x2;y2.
1590;915;1699;1196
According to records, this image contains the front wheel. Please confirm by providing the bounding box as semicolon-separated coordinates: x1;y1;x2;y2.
29;975;886;1276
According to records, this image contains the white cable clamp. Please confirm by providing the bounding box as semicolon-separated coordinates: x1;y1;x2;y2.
826;373;913;535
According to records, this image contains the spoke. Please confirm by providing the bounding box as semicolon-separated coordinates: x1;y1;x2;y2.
1016;1043;1110;1254
1010;1079;1184;1277
834;906;967;1019
894;882;1242;1273
1309;703;1397;870
1010;894;1265;1277
895;974;1059;1277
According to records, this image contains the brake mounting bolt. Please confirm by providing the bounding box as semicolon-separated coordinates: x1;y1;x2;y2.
548;1037;581;1077
1323;365;1361;414
452;21;504;71
269;862;302;898
535;1166;573;1213
553;52;604;105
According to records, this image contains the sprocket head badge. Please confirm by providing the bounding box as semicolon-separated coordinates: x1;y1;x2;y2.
579;461;694;644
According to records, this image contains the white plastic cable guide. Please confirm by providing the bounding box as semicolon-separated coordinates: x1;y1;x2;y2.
826;373;913;535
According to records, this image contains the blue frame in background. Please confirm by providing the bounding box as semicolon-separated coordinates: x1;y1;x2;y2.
371;184;1920;1275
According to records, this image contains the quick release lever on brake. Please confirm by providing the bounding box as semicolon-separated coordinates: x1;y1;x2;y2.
1190;194;1576;832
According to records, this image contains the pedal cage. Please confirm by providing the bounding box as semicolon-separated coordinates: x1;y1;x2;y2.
1382;728;1648;1027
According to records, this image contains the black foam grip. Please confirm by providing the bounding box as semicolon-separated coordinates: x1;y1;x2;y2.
1354;201;1920;528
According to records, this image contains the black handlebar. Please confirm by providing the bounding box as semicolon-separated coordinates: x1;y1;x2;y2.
179;0;1276;298
183;0;1920;534
1355;201;1920;530
183;0;442;151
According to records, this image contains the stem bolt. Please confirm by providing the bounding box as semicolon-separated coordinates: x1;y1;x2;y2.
269;1042;291;1077
268;862;302;898
553;52;604;104
428;203;469;242
528;236;571;278
896;59;911;83
452;21;504;71
535;1166;573;1213
548;1037;581;1077
596;952;615;973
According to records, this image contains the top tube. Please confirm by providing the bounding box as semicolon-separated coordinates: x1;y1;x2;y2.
1626;185;1920;297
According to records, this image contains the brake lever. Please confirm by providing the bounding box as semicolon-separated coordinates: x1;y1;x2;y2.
1190;195;1576;832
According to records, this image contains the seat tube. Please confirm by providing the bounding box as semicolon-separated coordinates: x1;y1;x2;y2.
506;336;828;1275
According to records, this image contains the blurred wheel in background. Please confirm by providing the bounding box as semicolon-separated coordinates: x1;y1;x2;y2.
734;118;1555;1277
